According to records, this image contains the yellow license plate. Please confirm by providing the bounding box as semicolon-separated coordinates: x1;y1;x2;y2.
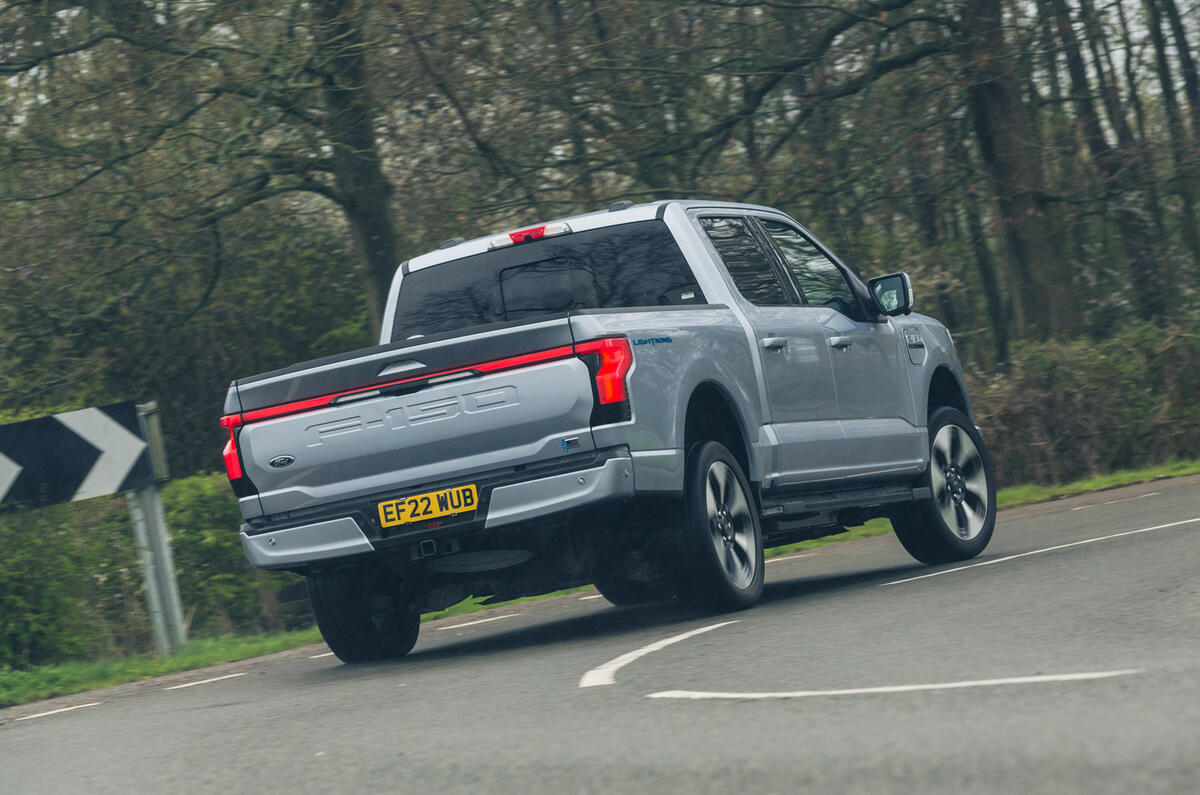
377;484;478;528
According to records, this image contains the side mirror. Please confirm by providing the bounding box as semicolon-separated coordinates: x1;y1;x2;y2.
867;272;913;316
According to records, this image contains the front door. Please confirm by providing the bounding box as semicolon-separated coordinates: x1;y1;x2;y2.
757;218;923;478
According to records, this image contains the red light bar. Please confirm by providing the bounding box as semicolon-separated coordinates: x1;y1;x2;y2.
231;345;578;427
474;345;576;374
223;336;634;438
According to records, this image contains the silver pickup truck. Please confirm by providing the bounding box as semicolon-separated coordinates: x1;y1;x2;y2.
221;200;995;662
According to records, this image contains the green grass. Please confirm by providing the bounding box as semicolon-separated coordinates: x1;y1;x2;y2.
995;458;1200;509
420;585;595;622
0;628;322;709
765;517;895;558
5;458;1198;709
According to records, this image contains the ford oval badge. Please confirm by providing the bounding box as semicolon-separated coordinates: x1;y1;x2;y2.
268;454;296;469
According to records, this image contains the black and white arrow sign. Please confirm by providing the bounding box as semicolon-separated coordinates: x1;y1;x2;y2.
0;402;153;509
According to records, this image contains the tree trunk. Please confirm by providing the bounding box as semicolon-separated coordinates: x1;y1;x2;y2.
947;114;1010;364
1115;0;1169;248
1157;0;1200;143
545;0;595;207
959;0;1078;338
1144;0;1200;267
315;0;400;335
1079;0;1136;150
1053;0;1165;318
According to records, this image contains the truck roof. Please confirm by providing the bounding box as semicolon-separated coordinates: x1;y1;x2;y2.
403;199;784;274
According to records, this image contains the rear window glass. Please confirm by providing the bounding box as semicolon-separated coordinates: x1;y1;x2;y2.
391;220;705;342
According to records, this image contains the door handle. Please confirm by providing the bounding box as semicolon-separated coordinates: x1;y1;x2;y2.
760;337;788;350
828;336;853;349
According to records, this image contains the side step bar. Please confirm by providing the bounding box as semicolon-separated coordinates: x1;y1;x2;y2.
762;486;931;518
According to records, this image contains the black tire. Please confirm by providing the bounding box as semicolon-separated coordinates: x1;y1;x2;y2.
307;568;420;663
678;441;764;611
590;501;680;607
892;406;997;565
592;562;675;607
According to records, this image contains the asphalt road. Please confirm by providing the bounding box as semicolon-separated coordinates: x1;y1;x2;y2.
3;476;1198;794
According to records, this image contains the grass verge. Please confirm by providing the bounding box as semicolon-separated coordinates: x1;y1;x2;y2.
420;585;595;622
994;458;1200;509
0;628;321;709
765;518;894;558
5;458;1197;709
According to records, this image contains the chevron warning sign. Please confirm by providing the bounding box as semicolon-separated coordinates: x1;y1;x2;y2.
0;402;153;509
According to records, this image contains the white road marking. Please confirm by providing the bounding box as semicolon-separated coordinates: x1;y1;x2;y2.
767;552;815;563
15;702;102;721
164;672;247;690
579;594;604;601
648;669;1142;700
435;613;521;631
579;621;739;688
309;651;335;659
1071;492;1161;511
881;517;1200;587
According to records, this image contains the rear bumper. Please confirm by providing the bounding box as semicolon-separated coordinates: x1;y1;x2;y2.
240;449;635;570
485;454;633;528
241;517;373;569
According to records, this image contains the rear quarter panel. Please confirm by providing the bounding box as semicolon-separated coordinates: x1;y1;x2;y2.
570;308;761;493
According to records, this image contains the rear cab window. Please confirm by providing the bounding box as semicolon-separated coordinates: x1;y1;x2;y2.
391;220;705;342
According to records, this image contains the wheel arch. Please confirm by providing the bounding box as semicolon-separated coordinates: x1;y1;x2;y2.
926;365;972;423
683;380;756;487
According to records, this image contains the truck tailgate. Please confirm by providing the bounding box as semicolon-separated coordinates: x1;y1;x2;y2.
229;319;598;517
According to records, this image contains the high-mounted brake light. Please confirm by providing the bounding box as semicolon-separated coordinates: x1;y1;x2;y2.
220;414;245;481
575;337;633;405
488;222;572;249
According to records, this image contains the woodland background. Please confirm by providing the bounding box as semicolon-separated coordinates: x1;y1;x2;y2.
1;0;1197;667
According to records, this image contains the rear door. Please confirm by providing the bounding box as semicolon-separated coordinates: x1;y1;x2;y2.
695;214;845;486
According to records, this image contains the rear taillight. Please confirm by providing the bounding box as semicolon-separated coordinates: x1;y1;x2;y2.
220;414;243;480
220;414;258;497
575;337;633;425
575;338;633;404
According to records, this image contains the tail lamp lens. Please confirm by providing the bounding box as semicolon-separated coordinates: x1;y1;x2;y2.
575;337;633;406
220;414;245;481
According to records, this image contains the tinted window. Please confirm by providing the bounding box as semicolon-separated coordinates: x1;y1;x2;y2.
391;221;704;341
699;217;790;306
760;219;858;318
